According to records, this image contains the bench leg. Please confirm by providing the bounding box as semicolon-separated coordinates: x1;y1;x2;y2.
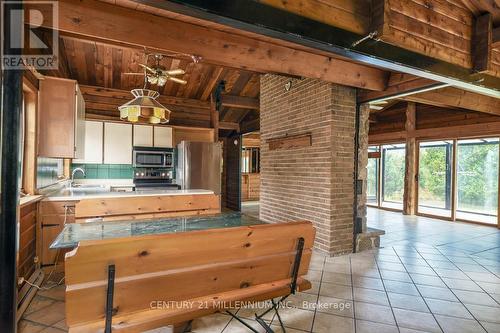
226;310;261;333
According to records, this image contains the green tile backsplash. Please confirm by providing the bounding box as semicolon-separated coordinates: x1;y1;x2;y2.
71;163;134;179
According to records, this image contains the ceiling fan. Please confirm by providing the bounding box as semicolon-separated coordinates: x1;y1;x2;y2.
124;54;187;86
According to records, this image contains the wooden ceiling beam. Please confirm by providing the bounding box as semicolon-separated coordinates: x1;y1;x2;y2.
402;87;500;116
219;121;240;131
24;0;388;91
358;73;445;103
79;85;210;110
472;13;493;73
240;118;260;134
221;95;259;110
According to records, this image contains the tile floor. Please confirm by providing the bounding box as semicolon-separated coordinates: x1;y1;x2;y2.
19;207;500;333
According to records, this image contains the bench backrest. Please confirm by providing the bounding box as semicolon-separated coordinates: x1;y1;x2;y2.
64;221;315;328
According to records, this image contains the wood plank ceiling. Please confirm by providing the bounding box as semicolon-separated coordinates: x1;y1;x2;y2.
39;32;260;128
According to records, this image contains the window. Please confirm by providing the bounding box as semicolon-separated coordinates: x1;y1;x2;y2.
367;146;379;206
456;138;499;224
418;141;453;218
242;147;260;173
381;143;406;210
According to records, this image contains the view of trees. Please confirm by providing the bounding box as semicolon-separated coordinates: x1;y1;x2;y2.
457;141;499;215
418;143;452;209
382;145;405;203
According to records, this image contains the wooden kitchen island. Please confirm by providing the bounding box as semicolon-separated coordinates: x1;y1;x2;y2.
50;213;315;333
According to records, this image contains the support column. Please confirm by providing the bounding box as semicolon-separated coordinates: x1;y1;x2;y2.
356;103;370;233
403;102;417;215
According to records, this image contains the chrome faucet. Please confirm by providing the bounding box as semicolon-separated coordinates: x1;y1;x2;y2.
70;168;86;187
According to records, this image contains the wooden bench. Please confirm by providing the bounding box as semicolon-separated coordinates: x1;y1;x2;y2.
64;221;316;332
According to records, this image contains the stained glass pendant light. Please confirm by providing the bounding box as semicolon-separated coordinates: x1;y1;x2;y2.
119;89;170;124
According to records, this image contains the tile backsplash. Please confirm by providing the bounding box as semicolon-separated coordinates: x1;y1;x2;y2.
71;163;134;179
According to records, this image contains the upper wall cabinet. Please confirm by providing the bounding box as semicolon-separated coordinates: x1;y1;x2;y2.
73;121;103;164
104;123;132;164
133;125;153;147
38;77;86;159
153;126;173;148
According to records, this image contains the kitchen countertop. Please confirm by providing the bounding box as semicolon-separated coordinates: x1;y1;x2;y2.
44;188;215;201
50;212;265;249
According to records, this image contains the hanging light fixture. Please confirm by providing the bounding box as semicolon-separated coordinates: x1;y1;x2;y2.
119;89;170;124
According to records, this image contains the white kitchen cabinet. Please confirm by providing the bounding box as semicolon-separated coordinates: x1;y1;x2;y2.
104;123;132;164
154;126;173;148
73;121;103;164
133;125;153;147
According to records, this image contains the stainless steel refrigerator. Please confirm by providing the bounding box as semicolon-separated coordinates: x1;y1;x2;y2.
176;141;222;194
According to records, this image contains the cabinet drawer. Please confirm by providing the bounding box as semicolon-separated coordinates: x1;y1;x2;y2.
40;201;76;215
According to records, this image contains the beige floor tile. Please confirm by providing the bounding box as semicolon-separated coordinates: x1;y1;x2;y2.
387;293;429;312
454;290;499;307
352;276;384;291
465;303;500;323
410;274;446;288
319;282;352;299
25;301;66;327
52;320;67;331
380;270;412;283
383;280;419;296
37;285;65;302
425;298;473;319
481;321;500;333
323;263;350;275
271;307;314;331
416;285;458;302
269;324;306;333
190;313;232;333
18;320;47;333
305;269;322;282
23;296;56;316
316;296;353;318
353;287;389;306
393;308;442;333
222;318;269;333
355;319;398;333
285;292;318;310
312;312;354;333
435;315;486;333
354;302;396;325
398;328;432;333
302;280;320;296
322;272;351;286
442;277;482;292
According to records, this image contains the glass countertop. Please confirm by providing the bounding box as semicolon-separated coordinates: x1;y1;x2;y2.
50;212;266;249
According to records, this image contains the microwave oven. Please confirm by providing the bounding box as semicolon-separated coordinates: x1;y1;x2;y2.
133;147;174;168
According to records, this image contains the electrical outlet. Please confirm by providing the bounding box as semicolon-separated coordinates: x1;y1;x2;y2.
33;256;39;264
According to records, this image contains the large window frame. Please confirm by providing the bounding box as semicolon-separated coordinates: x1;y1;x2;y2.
369;137;500;227
367;143;407;212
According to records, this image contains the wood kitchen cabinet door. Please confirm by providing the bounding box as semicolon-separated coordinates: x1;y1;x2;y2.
153;126;173;147
74;121;103;164
104;122;132;164
133;125;153;147
38;77;78;158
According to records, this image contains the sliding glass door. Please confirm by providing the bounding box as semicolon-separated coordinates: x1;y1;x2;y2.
418;141;453;218
367;146;379;206
456;138;499;224
381;144;406;210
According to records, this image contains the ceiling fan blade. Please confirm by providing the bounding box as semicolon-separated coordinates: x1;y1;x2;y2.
139;63;157;74
123;72;145;76
163;68;185;76
168;77;187;85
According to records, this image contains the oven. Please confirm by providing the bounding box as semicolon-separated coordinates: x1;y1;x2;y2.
133;147;174;168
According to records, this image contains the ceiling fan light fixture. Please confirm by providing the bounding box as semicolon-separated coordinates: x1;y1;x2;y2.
118;89;171;124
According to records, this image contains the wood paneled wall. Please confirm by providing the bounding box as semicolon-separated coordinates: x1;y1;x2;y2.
242;173;260;201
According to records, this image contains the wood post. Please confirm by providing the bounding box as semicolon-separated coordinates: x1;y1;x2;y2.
210;95;219;142
403;102;417;215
